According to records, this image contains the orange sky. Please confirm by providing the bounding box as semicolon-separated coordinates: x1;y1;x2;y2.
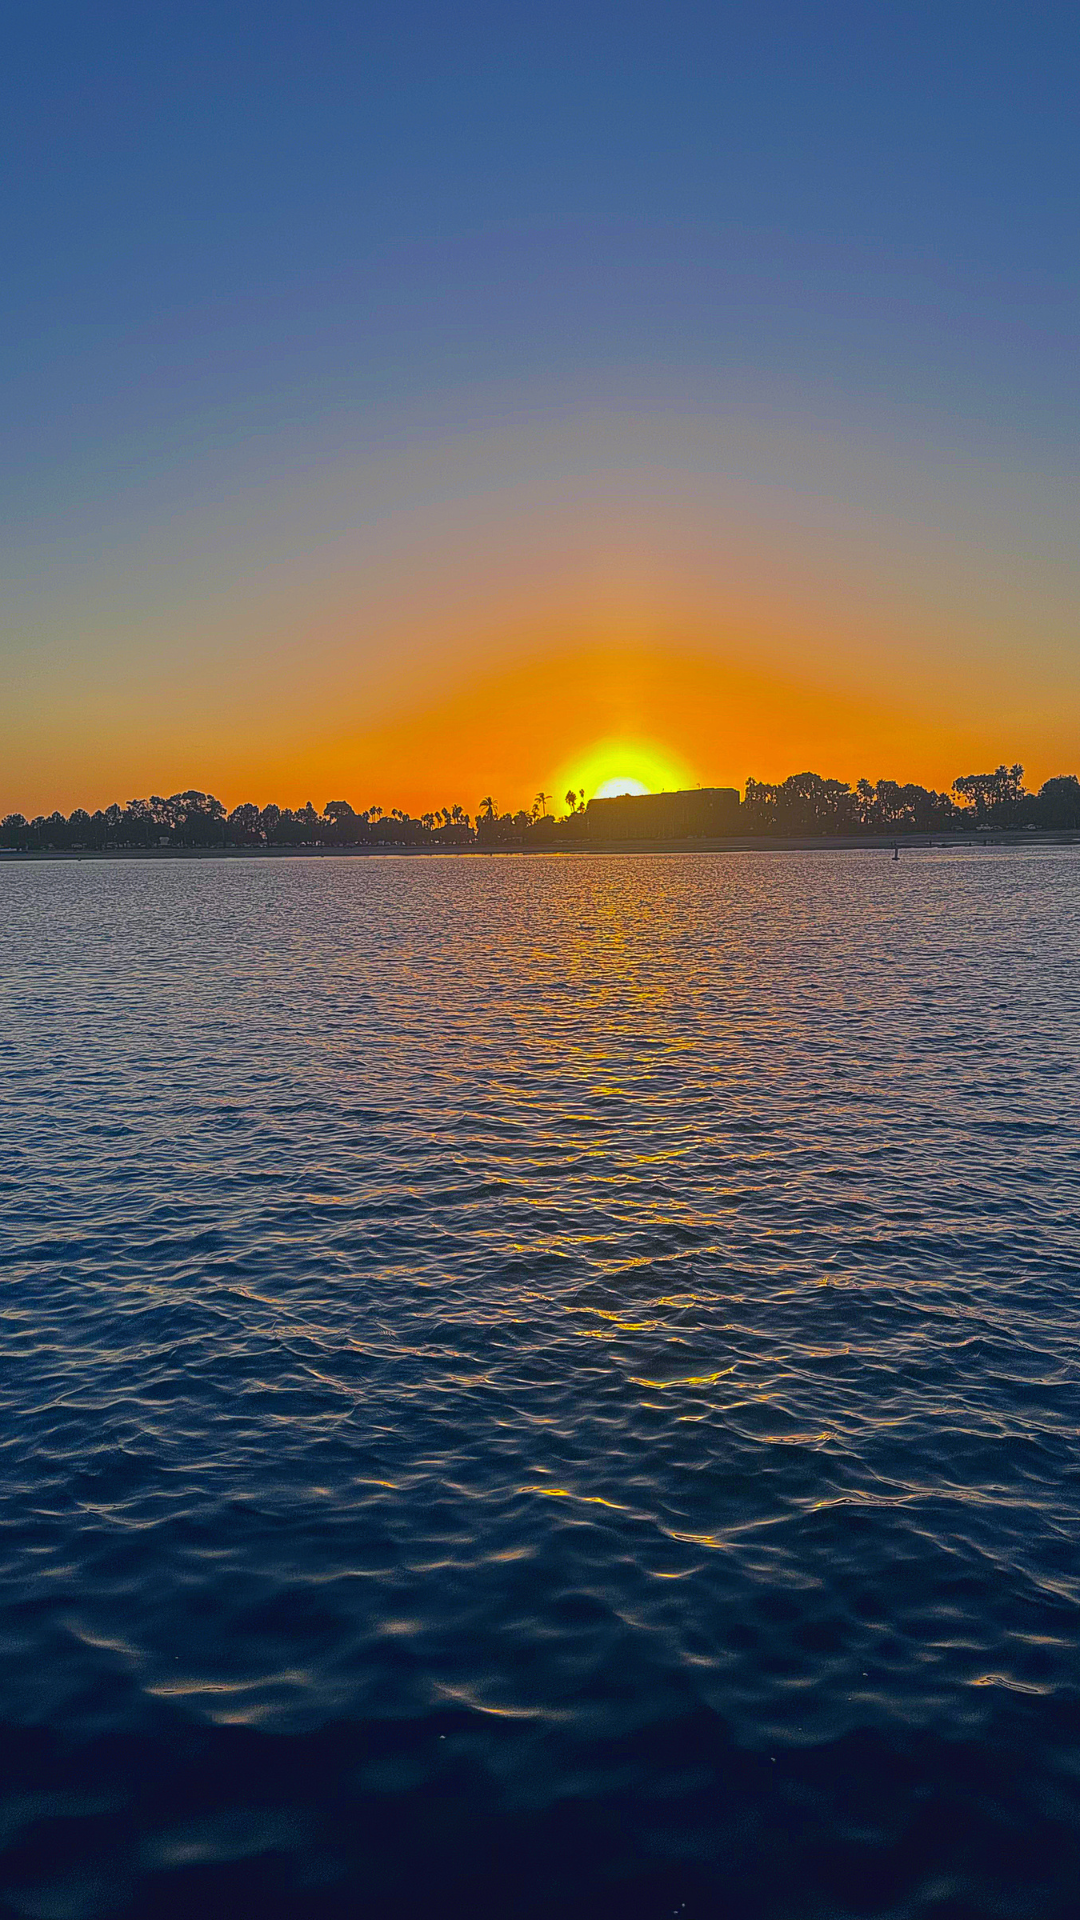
6;9;1080;823
4;397;1078;818
6;619;1072;821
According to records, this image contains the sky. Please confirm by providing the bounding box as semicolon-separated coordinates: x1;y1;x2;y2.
3;0;1078;816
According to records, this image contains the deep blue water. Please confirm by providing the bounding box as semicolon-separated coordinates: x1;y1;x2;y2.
2;848;1080;1919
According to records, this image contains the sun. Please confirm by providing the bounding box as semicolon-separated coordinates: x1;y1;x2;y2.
552;737;694;809
595;776;650;799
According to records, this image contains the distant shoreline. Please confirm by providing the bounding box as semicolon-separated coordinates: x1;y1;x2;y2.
5;830;1079;862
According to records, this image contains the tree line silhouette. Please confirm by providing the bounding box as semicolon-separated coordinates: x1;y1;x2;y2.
742;765;1080;834
2;765;1078;851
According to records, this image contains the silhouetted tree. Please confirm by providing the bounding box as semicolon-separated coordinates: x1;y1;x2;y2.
229;803;264;845
1033;776;1080;830
953;765;1026;827
8;758;1079;855
744;772;856;834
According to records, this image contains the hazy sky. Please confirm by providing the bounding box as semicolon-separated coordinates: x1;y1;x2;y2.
4;1;1078;813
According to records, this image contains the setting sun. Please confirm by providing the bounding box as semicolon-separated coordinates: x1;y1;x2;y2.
553;737;695;810
595;776;650;799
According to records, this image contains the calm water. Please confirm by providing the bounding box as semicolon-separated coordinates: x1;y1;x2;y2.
2;849;1080;1919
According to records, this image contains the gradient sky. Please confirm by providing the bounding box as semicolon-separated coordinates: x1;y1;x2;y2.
3;0;1078;815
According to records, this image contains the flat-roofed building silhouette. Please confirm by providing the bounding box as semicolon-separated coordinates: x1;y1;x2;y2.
586;787;741;841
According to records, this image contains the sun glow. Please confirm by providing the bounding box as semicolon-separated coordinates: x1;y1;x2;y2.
595;776;649;799
553;737;694;810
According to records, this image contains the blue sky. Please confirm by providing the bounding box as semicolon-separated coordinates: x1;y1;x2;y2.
3;1;1078;808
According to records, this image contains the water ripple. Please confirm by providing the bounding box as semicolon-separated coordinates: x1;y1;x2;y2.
1;848;1079;1915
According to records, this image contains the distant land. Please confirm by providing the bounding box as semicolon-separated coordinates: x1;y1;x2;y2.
3;765;1079;855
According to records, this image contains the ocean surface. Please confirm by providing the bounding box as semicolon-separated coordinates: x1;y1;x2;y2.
2;847;1079;1919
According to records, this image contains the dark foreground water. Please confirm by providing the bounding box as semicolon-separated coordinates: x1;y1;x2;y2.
2;848;1079;1919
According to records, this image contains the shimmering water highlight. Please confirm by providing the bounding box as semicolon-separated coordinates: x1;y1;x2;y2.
2;849;1079;1917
